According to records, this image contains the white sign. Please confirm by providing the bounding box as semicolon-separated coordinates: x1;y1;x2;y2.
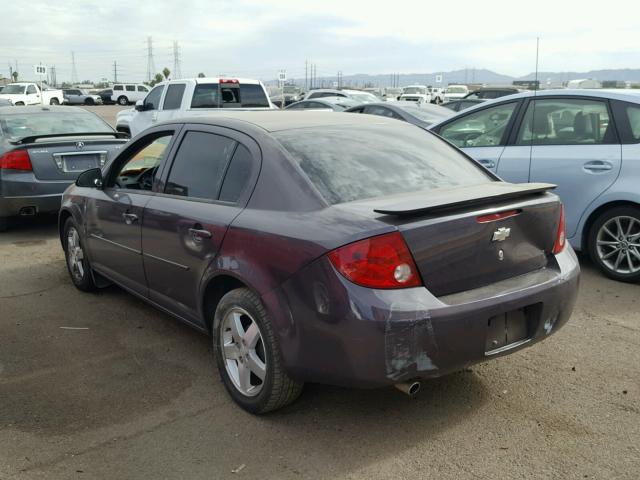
34;65;48;76
435;74;443;83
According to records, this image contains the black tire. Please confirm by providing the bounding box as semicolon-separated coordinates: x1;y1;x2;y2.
14;102;24;106
62;217;96;292
212;288;303;414
49;98;59;105
117;96;128;106
588;205;640;283
84;98;94;105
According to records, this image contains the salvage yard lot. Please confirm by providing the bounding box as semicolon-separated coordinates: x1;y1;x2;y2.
1;216;638;478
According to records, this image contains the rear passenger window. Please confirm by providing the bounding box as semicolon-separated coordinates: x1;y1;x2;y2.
440;102;517;147
239;84;269;107
219;145;253;203
126;85;135;92
163;84;185;110
137;85;148;92
625;105;640;142
191;84;219;108
165;132;236;200
114;85;123;91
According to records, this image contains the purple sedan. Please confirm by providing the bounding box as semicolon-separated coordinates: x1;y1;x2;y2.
59;111;579;413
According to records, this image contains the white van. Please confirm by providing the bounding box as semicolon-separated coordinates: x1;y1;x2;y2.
111;84;151;105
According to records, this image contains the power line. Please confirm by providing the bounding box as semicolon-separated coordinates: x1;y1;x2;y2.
146;36;156;82
172;41;182;79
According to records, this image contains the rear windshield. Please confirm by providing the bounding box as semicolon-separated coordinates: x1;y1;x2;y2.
274;125;492;204
191;83;269;108
0;111;113;139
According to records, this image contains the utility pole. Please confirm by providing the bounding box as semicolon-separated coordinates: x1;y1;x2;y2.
71;51;78;85
337;70;342;89
113;61;118;83
305;60;308;91
146;36;156;83
172;41;182;79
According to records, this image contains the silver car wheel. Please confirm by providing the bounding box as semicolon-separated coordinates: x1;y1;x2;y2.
596;215;640;275
66;227;85;282
220;307;267;397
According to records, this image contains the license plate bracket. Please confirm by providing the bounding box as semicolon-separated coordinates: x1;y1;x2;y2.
485;305;540;354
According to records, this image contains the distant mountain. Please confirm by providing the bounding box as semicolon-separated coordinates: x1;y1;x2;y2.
267;68;640;89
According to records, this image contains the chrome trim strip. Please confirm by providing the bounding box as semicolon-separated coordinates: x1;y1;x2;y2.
485;338;531;356
89;233;141;255
143;252;190;271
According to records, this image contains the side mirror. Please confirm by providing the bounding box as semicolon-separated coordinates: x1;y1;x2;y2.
135;100;146;111
76;168;103;188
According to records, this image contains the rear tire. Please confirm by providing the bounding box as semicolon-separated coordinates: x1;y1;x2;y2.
117;96;128;106
63;217;96;292
49;98;59;105
588;206;640;283
212;288;303;414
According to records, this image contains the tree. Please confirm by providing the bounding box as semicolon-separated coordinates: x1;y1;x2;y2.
150;73;164;86
197;72;206;78
11;71;18;82
162;67;171;80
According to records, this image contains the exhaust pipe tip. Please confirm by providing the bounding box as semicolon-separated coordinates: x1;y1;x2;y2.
395;381;421;396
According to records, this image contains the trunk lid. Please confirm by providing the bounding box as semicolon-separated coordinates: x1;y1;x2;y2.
20;136;127;180
338;182;561;297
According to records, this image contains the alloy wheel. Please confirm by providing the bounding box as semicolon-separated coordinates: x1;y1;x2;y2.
596;215;640;275
66;227;85;282
220;307;267;397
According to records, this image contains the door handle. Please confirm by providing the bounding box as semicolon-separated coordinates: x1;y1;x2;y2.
478;159;496;169
122;212;138;225
584;161;613;172
189;227;212;241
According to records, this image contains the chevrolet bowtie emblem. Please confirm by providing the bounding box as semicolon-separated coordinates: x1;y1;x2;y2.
492;227;511;242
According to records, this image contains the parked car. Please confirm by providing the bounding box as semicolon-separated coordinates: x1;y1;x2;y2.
443;85;470;102
60;111;579;413
125;77;275;137
111;83;151;106
96;88;115;105
428;86;445;104
0;83;64;106
0;106;127;231
270;93;300;109
303;89;379;104
398;85;432;105
63;89;103;105
442;98;485;112
285;97;359;111
345;102;453;127
430;89;640;281
0;86;4;93
464;87;523;100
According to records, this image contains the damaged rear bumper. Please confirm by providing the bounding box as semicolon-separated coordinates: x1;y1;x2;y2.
264;247;580;388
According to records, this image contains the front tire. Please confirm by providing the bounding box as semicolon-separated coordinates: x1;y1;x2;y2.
84;98;95;105
212;288;303;414
49;98;59;105
588;206;640;282
117;96;128;106
63;217;96;292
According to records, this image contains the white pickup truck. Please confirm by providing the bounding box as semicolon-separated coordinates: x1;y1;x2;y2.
119;77;275;137
0;82;64;106
398;85;432;105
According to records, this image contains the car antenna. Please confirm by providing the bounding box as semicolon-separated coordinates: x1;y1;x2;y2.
528;36;540;180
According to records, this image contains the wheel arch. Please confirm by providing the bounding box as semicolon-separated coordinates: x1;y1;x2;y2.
58;208;74;247
582;200;640;251
201;273;252;334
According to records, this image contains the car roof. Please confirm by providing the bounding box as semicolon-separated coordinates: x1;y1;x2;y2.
0;105;91;115
162;110;401;133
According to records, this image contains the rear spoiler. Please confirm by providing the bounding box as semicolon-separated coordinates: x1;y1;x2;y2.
10;132;128;145
373;182;557;216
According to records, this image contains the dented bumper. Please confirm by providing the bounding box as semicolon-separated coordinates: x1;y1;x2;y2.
264;247;580;388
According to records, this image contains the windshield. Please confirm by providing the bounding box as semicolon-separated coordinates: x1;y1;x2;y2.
396;105;452;123
403;87;426;95
274;125;491;205
1;85;26;94
0;111;113;139
349;92;378;103
447;86;467;94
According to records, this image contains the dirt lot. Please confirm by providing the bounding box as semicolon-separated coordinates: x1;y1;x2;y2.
0;215;638;480
82;105;129;128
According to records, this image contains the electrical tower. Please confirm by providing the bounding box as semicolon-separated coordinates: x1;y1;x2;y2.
172;41;182;79
146;36;156;82
113;61;118;83
71;51;78;84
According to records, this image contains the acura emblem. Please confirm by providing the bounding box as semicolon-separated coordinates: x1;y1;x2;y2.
76;141;85;150
492;227;511;242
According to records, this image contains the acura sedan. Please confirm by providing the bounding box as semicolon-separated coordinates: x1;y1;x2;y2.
430;89;640;282
60;112;579;413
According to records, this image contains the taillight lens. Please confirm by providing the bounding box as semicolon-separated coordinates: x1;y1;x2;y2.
0;150;32;171
328;232;422;289
552;204;566;254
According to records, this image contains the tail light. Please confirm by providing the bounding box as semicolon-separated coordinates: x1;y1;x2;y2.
220;78;239;84
328;232;422;289
552;204;566;254
0;150;32;171
477;209;521;223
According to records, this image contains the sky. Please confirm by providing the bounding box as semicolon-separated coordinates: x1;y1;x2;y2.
1;0;639;83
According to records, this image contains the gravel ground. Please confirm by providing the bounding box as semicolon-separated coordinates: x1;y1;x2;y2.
81;104;129;128
0;216;638;480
